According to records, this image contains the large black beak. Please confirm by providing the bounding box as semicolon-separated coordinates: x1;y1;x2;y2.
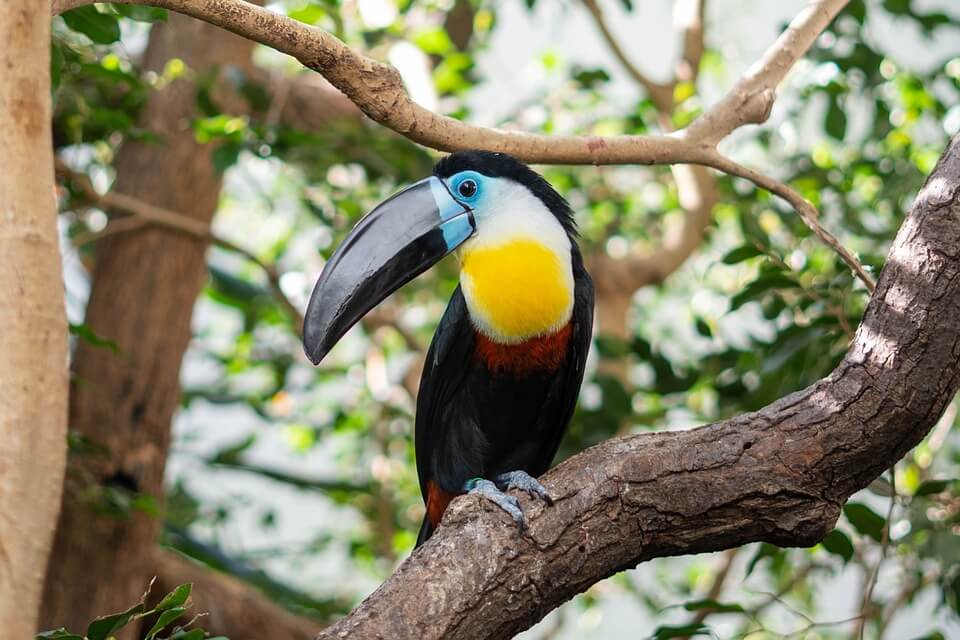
303;177;474;365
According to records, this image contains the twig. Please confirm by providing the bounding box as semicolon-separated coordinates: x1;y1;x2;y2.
854;466;898;639
580;0;675;112
702;152;876;292
56;160;306;332
676;0;707;84
685;548;740;631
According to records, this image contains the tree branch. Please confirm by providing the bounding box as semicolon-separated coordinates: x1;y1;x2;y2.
580;0;675;112
51;0;846;166
676;0;707;84
683;0;844;144
703;152;876;291
53;0;869;295
315;135;960;639
57;160;307;330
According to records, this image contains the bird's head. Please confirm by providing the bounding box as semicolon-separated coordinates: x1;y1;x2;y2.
303;150;575;364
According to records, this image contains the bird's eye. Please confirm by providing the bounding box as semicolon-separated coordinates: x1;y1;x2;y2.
457;179;478;198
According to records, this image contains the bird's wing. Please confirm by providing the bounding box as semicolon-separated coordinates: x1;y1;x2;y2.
414;285;476;501
532;247;595;473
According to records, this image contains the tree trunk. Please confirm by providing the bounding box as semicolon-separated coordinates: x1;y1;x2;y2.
0;3;68;638
40;13;257;633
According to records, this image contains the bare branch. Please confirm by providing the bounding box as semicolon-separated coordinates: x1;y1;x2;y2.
580;0;675;112
676;0;707;84
703;152;876;291
56;161;307;330
315;135;960;639
51;0;868;291
51;0;846;166
684;0;846;143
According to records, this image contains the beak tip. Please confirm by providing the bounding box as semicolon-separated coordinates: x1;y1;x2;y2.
303;339;329;366
302;331;330;366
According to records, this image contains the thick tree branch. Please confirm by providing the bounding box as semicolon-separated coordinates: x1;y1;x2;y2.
316;135;960;639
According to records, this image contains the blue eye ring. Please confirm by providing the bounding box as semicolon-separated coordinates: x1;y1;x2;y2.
449;171;484;203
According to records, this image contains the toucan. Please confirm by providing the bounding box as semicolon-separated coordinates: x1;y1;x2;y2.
303;151;594;547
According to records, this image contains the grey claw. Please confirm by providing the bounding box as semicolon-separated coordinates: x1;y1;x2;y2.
465;478;526;528
494;470;554;505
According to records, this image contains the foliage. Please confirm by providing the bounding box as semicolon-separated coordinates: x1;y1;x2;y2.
53;0;960;638
36;582;225;640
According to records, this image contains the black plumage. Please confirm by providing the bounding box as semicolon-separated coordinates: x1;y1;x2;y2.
414;154;594;546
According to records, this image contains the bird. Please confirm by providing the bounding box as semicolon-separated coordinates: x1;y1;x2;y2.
302;150;594;547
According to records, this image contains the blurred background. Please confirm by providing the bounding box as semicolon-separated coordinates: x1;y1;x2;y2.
51;0;959;638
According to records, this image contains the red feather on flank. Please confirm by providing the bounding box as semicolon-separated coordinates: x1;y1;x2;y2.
473;322;573;376
426;480;455;527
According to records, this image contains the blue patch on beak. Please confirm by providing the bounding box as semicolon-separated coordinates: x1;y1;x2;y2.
430;177;475;251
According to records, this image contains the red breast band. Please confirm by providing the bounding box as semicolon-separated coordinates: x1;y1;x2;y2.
474;322;572;376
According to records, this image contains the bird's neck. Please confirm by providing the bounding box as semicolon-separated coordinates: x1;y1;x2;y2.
458;216;574;345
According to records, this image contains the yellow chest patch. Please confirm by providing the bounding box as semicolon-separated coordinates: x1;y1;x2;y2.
460;238;574;342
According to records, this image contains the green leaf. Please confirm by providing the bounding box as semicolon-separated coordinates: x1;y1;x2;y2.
144;607;188;640
722;244;763;264
914;478;955;496
166;630;207;640
111;4;168;22
61;6;121;44
155;583;192;611
681;599;745;614
843;502;886;541
212;141;243;173
694;317;713;338
51;41;64;92
571;65;611;89
650;623;712;639
594;334;631;358
86;600;146;640
70;323;119;352
820;529;854;562
826;95;848;140
745;543;782;577
729;274;799;311
36;630;84;640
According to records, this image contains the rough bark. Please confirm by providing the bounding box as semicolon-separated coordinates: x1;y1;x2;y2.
316;135;960;640
0;3;68;638
40;13;258;633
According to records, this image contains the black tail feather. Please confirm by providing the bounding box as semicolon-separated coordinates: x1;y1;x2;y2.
415;516;434;548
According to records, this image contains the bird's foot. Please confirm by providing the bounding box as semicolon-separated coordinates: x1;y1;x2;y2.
463;478;525;529
493;470;553;506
